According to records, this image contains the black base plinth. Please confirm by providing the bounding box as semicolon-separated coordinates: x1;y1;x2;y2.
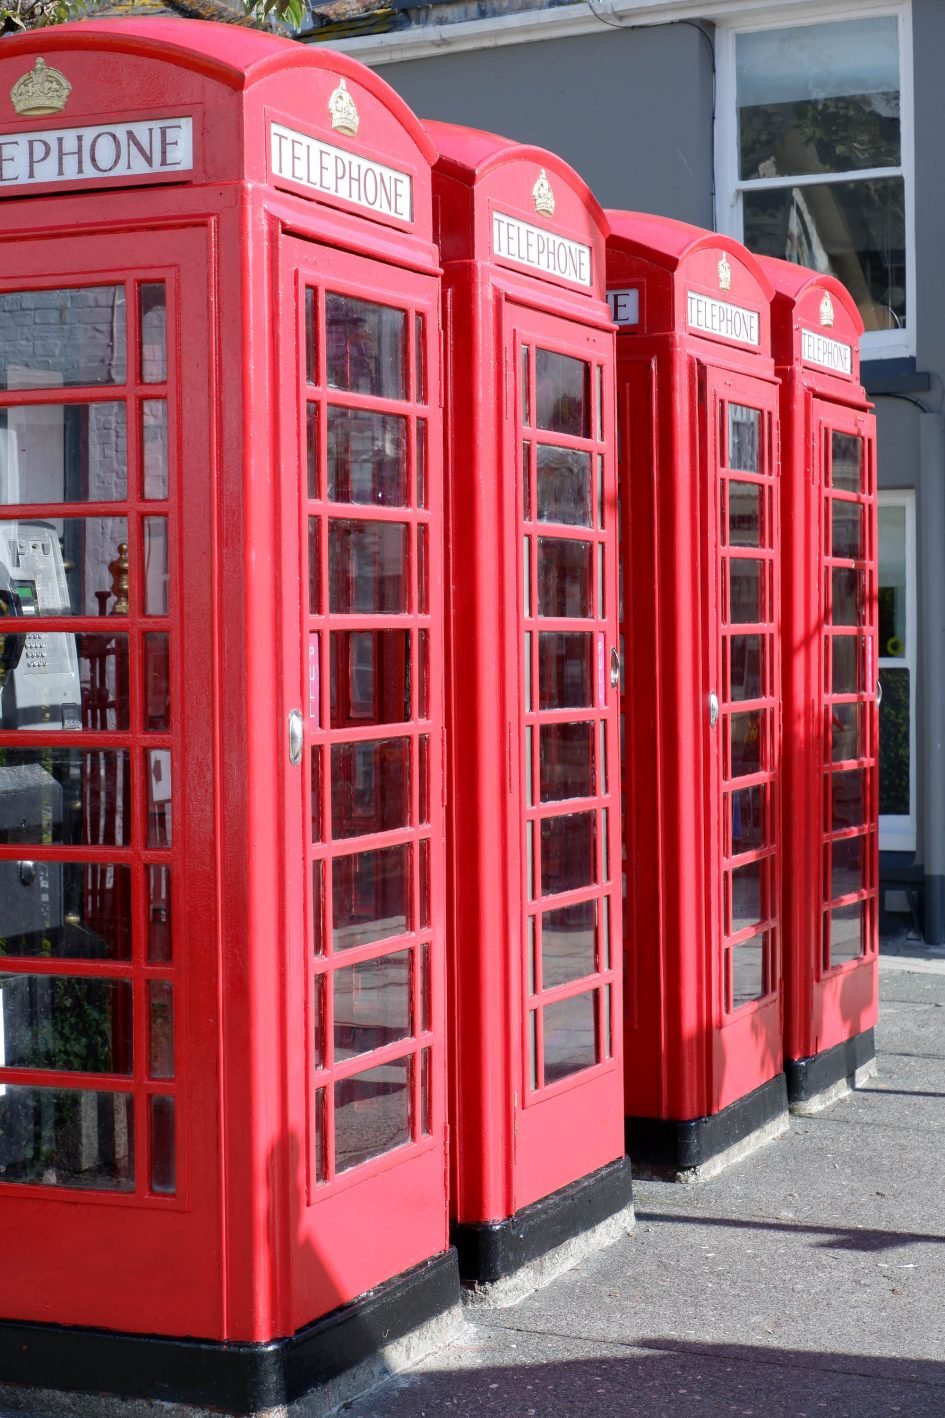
0;1248;459;1415
451;1156;633;1287
626;1073;789;1175
785;1027;875;1106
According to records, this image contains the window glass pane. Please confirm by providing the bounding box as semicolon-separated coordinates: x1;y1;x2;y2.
879;667;910;815
730;634;763;702
831;834;865;899
540;721;595;802
0;1086;133;1190
727;407;761;474
334;949;412;1061
537;537;592;618
150;1095;175;1195
332;844;408;950
731;860;763;932
542;899;597;989
730;711;764;778
828;901;865;965
540;811;596;896
148;864;172;963
729;558;763;624
0;749;130;846
831;702;865;763
728;480;762;545
139;284;167;384
1;632;129;732
0;860;131;959
0;404;126;504
832;567;866;627
831;433;864;493
329;630;410;728
831;767;866;831
305;288;317;386
0;516;128;617
146;749;172;848
543;990;597;1084
831;501;864;560
307;405;319;501
334;1058;411;1173
326;295;406;400
538;631;593;709
0;973;132;1073
0;286;127;389
327;408;408;507
731;934;767;1007
879;503;907;655
743;178;906;335
736;18;900;179
144;517;169;616
148;981;174;1080
328;521;407;614
535;350;591;437
832;636;862;694
731;785;766;855
537;446;592;527
142;400;168;502
331;738;411;839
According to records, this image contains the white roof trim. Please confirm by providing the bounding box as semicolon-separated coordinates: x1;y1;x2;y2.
327;0;895;65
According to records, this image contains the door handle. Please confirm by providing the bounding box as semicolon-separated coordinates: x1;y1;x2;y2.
288;709;304;766
709;690;720;728
610;646;620;690
876;678;883;708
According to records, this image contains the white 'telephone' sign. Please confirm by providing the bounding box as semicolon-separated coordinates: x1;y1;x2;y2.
801;328;853;375
271;122;412;222
687;290;760;347
0;117;192;189
492;212;592;287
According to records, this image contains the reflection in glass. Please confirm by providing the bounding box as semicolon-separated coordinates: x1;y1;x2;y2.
307;405;319;501
743;177;906;334
334;949;412;1060
832;501;864;560
326;295;406;400
878;667;909;815
879;502;907;656
148;864;172;963
0;860;132;959
832;636;861;694
146;749;172;848
419;837;430;930
305;288;317;386
150;1095;175;1195
729;558;763;624
0;1086;133;1190
418;523;428;615
730;711;763;778
727;407;761;473
536;446;592;527
831;433;863;493
728;481;762;545
329;630;410;728
831;768;866;831
419;735;430;825
419;940;430;1033
144;632;170;732
538;632;593;709
832;567;865;626
148;981;174;1080
0;974;132;1073
731;935;766;1006
313;1087;327;1184
732;785;765;855
327;408;408;506
328;521;407;614
543;990;597;1084
0;517;128;617
831;834;865;900
0;633;129;732
0;286;127;389
142;401;168;500
730;634;763;701
314;971;325;1068
540;721;594;802
542;899;597;989
536;350;591;437
540;811;596;896
521;345;531;426
417;421;427;510
332;843;409;950
334;1058;411;1173
538;538;592;618
310;746;322;843
829;902;864;965
144;517;169;615
140;284;167;384
420;1047;431;1136
0;404;127;504
415;313;425;404
831;702;864;763
0;749;130;846
331;738;411;839
731;861;763;932
529;1010;538;1090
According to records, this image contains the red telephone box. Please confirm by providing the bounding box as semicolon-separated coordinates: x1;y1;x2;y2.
428;123;630;1291
761;256;879;1110
0;20;455;1413
607;213;788;1176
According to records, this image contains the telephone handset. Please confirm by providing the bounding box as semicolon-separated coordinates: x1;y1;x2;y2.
0;521;81;730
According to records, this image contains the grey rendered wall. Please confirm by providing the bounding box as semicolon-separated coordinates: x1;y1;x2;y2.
376;23;715;225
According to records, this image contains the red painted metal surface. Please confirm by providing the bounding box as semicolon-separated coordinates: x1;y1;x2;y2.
606;212;784;1125
427;122;624;1223
0;19;448;1345
761;256;879;1068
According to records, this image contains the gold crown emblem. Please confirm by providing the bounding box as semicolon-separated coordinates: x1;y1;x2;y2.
532;168;555;218
718;253;732;292
820;290;835;327
328;78;359;138
10;57;71;117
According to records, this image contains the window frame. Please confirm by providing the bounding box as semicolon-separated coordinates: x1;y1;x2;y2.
877;488;916;852
715;2;915;361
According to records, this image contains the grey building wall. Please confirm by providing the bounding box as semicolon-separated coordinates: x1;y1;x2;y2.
377;23;715;226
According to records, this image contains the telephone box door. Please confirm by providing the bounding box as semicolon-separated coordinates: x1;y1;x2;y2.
0;228;221;1334
812;399;879;1032
510;303;623;1209
704;369;783;1109
278;236;448;1321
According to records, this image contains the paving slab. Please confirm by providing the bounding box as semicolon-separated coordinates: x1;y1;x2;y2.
877;969;945;1006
